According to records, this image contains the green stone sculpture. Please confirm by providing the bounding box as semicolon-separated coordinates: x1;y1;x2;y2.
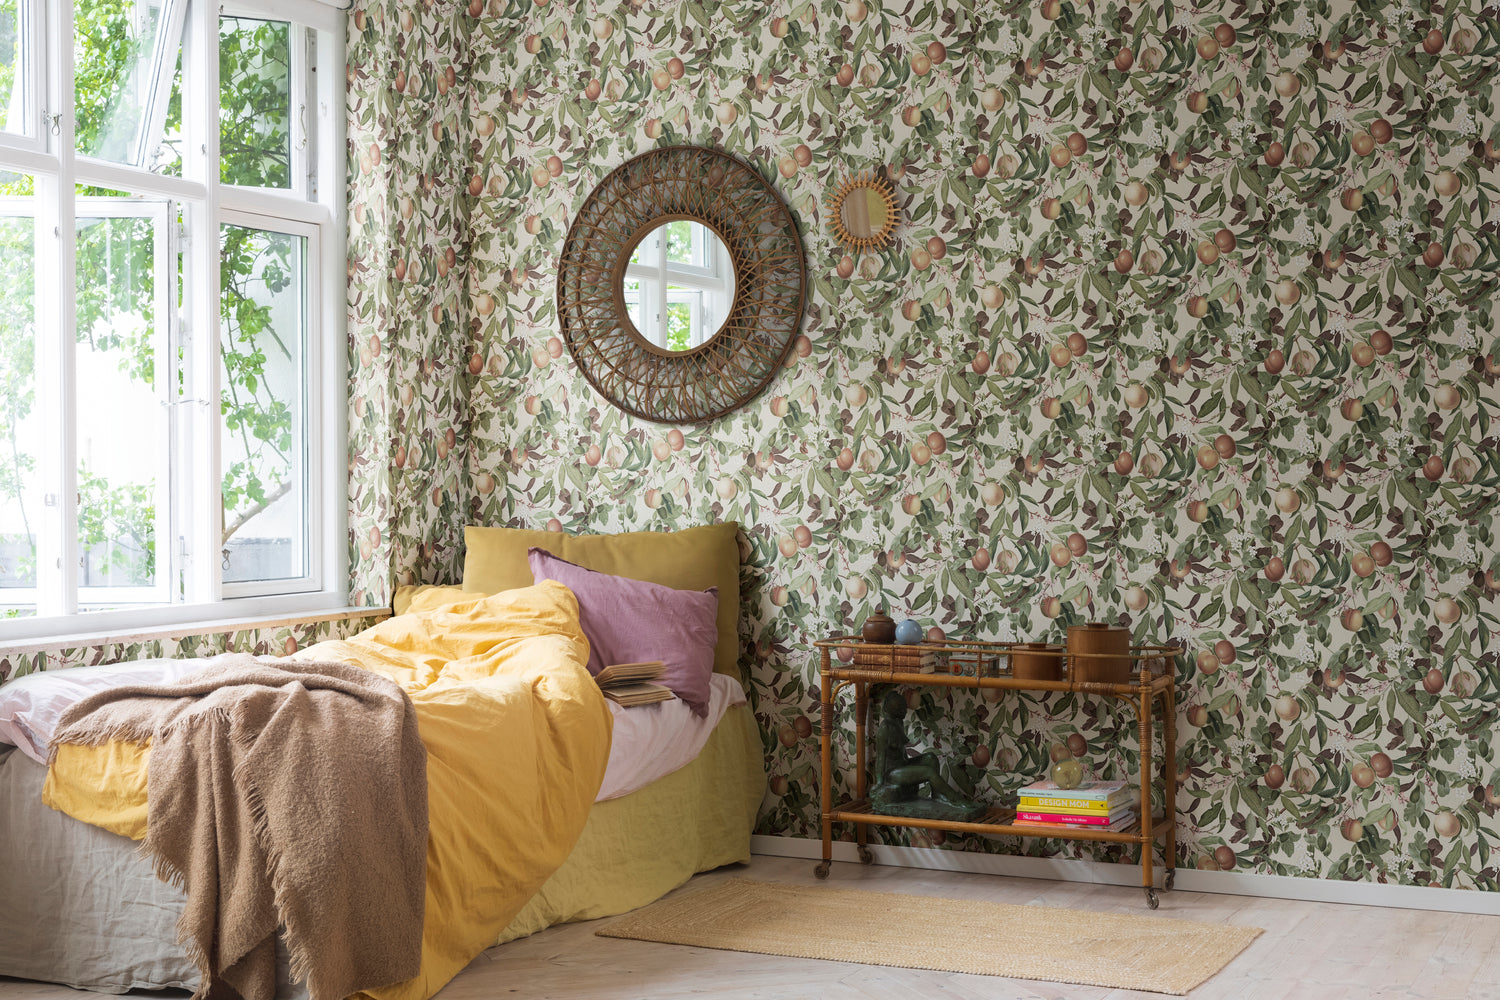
868;689;985;822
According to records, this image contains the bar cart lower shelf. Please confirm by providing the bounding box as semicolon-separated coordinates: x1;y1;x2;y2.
813;635;1181;909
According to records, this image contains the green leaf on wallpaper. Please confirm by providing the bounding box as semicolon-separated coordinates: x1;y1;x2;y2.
1395;267;1424;297
685;2;709;27
1242;782;1268;820
1443;199;1466;231
1396;688;1422;723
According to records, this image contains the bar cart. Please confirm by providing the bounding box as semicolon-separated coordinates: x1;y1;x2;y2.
812;636;1182;908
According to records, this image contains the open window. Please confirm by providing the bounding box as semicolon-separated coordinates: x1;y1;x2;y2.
0;0;346;638
74;0;188;169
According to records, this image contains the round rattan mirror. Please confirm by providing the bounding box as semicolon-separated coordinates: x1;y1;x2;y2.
557;146;806;424
827;171;898;253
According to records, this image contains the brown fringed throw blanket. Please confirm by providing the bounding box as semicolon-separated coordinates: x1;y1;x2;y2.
50;654;428;1000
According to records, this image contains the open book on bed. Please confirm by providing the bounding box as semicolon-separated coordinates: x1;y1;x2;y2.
595;661;675;707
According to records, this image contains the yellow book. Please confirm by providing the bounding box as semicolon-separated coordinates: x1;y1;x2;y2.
1017;795;1129;814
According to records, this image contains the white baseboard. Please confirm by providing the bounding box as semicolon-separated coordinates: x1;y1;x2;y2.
749;835;1500;916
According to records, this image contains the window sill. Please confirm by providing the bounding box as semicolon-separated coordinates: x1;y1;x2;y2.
0;606;388;658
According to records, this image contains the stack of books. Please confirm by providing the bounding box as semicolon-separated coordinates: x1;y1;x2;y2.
852;644;945;673
1012;779;1137;830
594;661;675;707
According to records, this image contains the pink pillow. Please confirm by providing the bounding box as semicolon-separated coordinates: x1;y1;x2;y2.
0;658;205;763
528;547;718;716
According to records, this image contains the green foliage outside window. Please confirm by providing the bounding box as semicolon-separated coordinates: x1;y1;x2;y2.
664;220;692;264
665;302;691;352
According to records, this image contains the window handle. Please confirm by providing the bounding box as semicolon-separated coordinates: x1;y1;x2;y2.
40;109;60;136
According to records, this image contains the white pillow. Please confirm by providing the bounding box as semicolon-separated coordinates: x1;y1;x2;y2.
0;658;204;764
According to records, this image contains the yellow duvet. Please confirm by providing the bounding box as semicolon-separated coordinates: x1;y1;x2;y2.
44;581;613;1000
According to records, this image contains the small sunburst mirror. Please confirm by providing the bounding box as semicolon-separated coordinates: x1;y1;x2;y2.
827;171;899;253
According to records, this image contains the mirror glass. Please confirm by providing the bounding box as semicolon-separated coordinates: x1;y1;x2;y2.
622;220;736;352
840;185;889;240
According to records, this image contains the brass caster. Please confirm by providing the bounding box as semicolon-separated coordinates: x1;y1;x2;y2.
814;860;831;880
1164;869;1176;891
1145;887;1159;910
857;845;875;865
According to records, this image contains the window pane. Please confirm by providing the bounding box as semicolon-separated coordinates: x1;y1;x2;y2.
0;0;26;137
664;221;692;264
220;223;306;584
665;300;691;351
0;178;37;617
75;211;168;604
220;18;291;189
75;0;182;168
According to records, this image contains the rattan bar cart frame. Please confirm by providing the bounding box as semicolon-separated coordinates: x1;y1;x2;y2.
812;636;1182;908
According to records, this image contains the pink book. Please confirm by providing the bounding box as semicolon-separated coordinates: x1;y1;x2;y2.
1015;810;1131;826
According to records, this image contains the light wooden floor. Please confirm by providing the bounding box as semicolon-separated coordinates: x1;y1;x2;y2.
5;855;1500;1000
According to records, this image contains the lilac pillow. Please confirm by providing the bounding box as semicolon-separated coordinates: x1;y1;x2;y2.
528;547;719;716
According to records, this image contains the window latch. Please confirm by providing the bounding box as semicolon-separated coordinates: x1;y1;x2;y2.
39;109;60;136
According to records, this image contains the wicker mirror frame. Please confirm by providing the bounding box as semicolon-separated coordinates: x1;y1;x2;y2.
557;146;807;424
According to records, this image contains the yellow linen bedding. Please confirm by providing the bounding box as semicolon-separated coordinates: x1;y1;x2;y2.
44;582;613;1000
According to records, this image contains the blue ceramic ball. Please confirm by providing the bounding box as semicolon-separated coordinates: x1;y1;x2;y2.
894;619;924;644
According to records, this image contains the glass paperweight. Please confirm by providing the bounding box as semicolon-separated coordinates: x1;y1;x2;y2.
1050;755;1084;789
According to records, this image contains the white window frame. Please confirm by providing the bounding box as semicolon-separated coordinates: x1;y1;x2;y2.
0;0;346;643
109;0;187;170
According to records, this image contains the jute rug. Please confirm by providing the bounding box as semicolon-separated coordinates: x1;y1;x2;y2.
597;878;1262;995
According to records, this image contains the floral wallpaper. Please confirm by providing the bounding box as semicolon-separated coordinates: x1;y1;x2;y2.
346;1;480;606
343;0;1500;889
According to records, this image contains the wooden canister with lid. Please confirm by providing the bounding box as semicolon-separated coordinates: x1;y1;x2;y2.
1009;642;1065;681
1067;623;1132;683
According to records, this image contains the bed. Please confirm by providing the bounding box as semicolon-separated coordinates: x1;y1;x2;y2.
0;522;764;999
